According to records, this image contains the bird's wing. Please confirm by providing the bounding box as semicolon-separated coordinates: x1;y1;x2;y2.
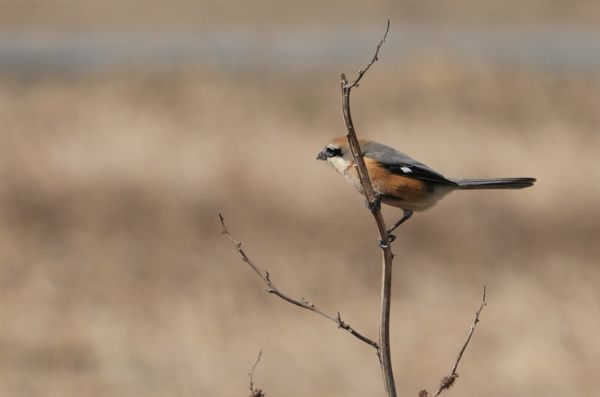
363;141;455;185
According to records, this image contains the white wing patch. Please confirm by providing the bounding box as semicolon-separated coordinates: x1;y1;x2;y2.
400;166;412;173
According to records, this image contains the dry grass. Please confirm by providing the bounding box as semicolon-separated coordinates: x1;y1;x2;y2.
0;60;599;396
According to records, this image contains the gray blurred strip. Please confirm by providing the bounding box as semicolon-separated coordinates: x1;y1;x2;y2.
0;25;599;74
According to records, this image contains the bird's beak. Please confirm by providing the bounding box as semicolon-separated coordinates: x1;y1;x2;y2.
316;151;327;161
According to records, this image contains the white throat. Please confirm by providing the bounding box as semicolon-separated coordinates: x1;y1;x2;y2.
327;156;352;176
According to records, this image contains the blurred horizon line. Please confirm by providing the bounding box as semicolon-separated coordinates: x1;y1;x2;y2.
1;24;599;75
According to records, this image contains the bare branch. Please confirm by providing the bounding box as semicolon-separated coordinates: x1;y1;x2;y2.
421;286;488;397
248;350;265;397
340;20;396;397
219;213;379;350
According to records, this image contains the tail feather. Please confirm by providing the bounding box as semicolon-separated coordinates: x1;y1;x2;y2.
452;177;536;190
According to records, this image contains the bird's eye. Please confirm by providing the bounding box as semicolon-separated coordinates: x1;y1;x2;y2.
325;147;341;157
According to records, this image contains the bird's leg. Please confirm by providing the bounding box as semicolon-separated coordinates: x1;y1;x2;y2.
386;209;413;241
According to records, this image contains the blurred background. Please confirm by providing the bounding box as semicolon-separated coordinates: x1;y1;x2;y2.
1;1;599;396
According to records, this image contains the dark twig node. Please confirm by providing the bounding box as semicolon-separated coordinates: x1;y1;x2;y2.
219;213;379;350
368;193;383;214
438;374;458;392
250;388;265;397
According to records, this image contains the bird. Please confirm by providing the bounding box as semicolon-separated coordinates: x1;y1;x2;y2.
317;136;535;235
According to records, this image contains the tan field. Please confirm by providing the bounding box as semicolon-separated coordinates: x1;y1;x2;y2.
1;2;600;396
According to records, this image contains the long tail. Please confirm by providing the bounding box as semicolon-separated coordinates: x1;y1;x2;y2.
452;177;536;190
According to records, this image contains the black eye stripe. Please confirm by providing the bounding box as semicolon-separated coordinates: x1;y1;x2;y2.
325;147;342;157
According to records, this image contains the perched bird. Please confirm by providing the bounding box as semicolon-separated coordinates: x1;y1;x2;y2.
317;136;535;233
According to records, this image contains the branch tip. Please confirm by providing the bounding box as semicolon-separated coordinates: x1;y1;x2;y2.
482;285;487;304
219;212;227;231
336;312;345;327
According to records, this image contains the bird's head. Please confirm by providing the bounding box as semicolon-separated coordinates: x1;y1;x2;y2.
316;136;357;175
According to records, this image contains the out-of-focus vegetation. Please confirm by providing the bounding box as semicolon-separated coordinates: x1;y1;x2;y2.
0;1;599;396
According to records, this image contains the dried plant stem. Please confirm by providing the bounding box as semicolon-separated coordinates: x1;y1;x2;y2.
220;213;379;349
340;20;397;397
248;350;265;397
432;286;487;397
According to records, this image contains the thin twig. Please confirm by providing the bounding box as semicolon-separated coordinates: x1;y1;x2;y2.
447;287;487;378
421;286;487;397
248;350;264;397
344;19;390;90
340;19;397;397
219;213;379;349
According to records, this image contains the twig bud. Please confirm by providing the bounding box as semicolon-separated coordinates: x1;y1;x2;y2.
439;374;458;391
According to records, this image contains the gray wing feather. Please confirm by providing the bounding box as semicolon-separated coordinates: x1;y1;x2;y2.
363;141;453;185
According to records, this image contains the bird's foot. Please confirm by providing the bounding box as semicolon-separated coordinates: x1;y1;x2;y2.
377;234;396;248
